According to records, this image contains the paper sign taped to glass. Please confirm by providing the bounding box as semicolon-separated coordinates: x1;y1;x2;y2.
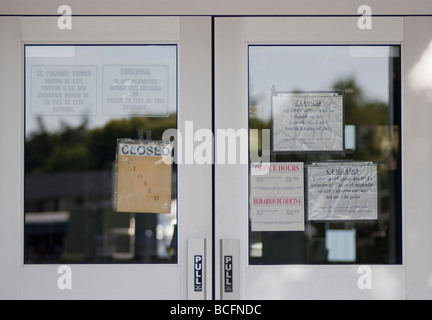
250;162;305;231
115;139;173;214
272;92;344;152
307;162;378;220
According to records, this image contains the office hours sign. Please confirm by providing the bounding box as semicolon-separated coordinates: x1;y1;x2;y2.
272;92;344;152
307;162;378;220
250;162;305;231
115;139;173;214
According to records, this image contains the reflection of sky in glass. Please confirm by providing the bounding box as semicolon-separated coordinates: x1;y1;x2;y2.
25;45;177;134
249;46;395;121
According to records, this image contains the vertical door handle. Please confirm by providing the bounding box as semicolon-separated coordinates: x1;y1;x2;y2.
187;238;207;300
220;239;240;300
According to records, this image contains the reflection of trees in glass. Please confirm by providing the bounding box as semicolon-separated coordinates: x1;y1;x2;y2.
25;115;178;263
335;78;393;161
25;115;177;174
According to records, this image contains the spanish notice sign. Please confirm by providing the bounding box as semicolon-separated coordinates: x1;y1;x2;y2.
272;92;344;152
307;162;378;221
31;65;97;116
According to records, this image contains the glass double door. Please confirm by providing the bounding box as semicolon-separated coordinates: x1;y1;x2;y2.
11;16;407;299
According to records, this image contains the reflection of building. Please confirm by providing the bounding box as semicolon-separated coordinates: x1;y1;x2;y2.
26;171;112;213
25;170;176;263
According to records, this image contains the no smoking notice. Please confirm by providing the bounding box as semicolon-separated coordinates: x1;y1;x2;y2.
31;65;97;116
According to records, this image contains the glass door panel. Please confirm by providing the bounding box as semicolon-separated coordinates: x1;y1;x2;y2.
214;17;406;300
248;45;402;265
25;45;178;264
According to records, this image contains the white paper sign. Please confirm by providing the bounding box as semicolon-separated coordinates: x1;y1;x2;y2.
272;92;344;152
103;65;169;116
325;229;356;262
31;65;97;116
307;162;378;220
250;162;304;231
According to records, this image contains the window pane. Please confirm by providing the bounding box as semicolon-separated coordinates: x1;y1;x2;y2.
248;45;402;265
25;45;177;264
